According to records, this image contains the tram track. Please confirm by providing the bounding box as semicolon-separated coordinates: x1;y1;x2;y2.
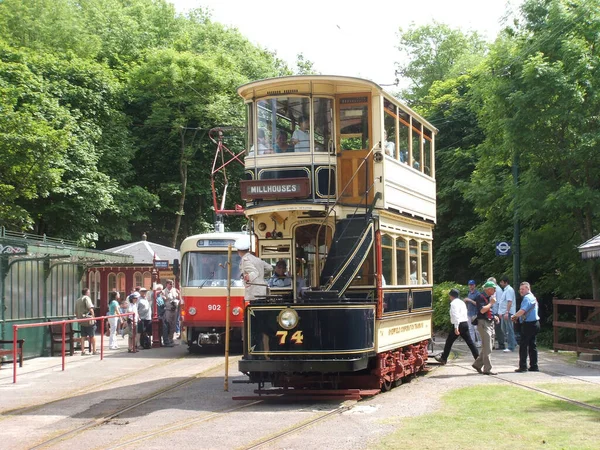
240;404;353;450
1;353;192;417
453;363;600;414
28;356;241;449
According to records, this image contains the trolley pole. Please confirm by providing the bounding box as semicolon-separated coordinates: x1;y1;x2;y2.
224;244;232;391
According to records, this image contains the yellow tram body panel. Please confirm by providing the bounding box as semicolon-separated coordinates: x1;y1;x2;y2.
375;312;432;353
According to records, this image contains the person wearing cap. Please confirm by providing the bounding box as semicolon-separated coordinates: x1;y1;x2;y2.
435;288;479;365
126;292;140;352
471;280;498;375
465;280;482;347
268;260;292;288
235;236;272;300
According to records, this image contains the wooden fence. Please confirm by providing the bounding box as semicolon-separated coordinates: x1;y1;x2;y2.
553;298;600;354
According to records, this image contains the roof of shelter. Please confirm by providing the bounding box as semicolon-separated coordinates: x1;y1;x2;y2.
105;235;179;265
578;233;600;259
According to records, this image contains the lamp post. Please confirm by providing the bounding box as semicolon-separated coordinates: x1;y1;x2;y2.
151;266;161;347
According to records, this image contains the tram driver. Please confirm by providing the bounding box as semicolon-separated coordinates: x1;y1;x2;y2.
268;260;292;288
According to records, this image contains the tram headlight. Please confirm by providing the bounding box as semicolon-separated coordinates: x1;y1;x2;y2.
277;308;299;330
188;307;197;316
232;307;241;316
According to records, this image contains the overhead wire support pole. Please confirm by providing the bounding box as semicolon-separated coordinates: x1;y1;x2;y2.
513;147;520;288
224;244;232;392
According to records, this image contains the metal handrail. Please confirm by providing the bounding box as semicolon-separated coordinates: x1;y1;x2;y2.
10;313;135;384
1;226;79;247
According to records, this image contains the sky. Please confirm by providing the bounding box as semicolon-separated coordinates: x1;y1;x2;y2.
170;0;524;87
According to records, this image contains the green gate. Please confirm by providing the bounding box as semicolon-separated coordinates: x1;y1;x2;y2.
0;228;132;358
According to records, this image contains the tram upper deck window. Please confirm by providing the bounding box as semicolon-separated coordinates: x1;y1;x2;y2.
411;119;422;171
398;111;409;164
250;96;332;155
383;99;397;159
423;127;433;176
339;96;369;150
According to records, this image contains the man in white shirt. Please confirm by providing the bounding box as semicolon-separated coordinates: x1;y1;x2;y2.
435;288;480;365
499;276;517;352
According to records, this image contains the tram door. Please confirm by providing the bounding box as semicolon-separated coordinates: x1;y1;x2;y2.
336;94;373;205
294;223;331;290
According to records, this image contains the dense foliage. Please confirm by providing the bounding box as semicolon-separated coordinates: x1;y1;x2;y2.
399;0;600;300
0;0;288;247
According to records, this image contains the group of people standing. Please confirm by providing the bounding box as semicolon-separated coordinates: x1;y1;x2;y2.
75;281;182;355
436;277;540;375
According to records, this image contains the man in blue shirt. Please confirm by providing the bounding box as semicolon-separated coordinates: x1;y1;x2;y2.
512;281;540;372
465;280;482;347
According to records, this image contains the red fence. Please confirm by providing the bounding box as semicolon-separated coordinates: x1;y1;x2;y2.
10;313;135;384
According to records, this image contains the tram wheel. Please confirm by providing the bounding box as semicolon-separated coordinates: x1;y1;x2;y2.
381;378;393;392
393;378;402;388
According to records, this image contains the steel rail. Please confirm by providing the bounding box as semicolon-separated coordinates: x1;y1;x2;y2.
28;358;239;449
242;404;353;450
454;363;600;414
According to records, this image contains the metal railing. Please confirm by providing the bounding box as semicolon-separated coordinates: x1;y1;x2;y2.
9;313;135;384
1;226;79;247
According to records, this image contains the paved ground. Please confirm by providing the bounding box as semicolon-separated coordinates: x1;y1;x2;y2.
0;334;598;449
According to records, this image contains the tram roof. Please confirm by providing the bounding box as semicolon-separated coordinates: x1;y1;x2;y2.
237;75;437;133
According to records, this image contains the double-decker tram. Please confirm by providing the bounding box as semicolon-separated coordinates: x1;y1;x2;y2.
237;75;437;395
179;231;248;352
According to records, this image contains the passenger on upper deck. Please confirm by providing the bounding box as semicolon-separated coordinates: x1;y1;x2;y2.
274;130;293;153
291;116;310;152
383;130;395;157
257;128;271;155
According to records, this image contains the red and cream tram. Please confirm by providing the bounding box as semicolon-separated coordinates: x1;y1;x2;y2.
179;231;247;352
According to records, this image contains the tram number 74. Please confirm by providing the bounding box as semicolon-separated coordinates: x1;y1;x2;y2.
275;330;304;345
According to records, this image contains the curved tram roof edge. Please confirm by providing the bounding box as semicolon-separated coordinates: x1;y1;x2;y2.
237;75;438;133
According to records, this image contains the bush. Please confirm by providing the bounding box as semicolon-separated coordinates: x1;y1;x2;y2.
432;282;467;333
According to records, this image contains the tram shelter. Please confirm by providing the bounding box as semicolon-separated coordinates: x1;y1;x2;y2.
0;228;132;359
88;234;179;316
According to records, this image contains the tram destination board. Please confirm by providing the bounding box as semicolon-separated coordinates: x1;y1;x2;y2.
240;178;310;200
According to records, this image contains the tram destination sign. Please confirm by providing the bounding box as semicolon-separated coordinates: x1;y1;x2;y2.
240;178;310;200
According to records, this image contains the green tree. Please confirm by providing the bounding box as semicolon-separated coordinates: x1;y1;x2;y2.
467;0;600;299
396;21;486;104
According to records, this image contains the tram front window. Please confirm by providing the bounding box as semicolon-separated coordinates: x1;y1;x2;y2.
181;252;243;287
255;97;309;154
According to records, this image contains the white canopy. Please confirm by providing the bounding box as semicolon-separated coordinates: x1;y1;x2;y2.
578;234;600;259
